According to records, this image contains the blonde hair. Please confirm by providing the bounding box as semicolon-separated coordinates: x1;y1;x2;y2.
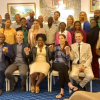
79;11;88;22
66;15;74;29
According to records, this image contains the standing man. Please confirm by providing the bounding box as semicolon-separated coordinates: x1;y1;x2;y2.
27;10;35;29
0;33;14;95
5;13;10;20
38;15;44;28
69;31;94;91
94;10;100;28
5;30;30;92
43;17;58;46
53;11;60;30
10;14;21;29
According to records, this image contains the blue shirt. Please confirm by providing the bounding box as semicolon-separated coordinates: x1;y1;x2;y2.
53;45;70;66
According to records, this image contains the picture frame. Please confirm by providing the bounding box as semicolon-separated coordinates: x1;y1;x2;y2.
7;3;36;21
90;0;100;12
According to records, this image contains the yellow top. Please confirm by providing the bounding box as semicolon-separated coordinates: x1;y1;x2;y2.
0;28;16;44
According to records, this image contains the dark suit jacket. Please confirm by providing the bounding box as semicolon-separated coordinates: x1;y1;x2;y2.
16;26;29;31
29;46;52;65
1;42;14;67
12;42;30;65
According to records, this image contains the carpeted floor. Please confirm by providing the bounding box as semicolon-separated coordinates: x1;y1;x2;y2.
0;75;100;100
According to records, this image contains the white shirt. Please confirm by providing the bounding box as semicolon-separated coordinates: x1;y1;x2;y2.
10;22;21;29
81;23;84;30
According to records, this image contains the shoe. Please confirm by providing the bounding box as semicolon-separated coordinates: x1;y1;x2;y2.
0;89;2;95
70;86;78;92
20;85;26;92
78;85;83;91
31;86;35;93
35;86;40;93
10;84;17;92
83;85;88;91
55;93;64;99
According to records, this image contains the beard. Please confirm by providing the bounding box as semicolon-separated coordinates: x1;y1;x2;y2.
94;16;100;20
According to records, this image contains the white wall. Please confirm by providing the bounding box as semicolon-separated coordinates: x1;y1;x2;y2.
0;0;39;19
81;0;94;21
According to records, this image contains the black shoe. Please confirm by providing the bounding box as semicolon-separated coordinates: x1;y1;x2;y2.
10;84;17;92
20;85;26;92
77;84;83;91
83;85;88;91
0;89;2;95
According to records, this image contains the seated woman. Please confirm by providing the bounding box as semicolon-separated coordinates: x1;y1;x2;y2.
25;34;51;93
71;21;87;43
28;20;45;48
0;19;16;44
49;34;78;99
55;22;72;45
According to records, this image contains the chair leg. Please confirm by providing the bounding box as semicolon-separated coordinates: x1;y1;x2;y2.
29;76;31;91
48;72;50;92
5;79;8;92
90;80;92;92
53;76;55;85
26;76;28;91
50;73;52;92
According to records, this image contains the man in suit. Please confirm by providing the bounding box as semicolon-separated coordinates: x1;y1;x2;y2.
5;30;30;92
68;31;94;91
0;33;14;95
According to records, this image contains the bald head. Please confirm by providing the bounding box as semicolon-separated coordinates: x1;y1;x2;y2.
0;33;5;44
29;10;34;18
38;15;43;24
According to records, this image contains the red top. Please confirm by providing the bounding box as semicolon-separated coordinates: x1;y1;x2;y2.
71;30;87;43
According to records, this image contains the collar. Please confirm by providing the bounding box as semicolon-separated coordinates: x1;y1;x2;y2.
76;42;83;45
36;45;46;49
59;30;68;34
29;18;35;22
0;43;4;48
16;41;23;45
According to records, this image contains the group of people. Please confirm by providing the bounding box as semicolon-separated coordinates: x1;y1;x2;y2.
0;9;100;99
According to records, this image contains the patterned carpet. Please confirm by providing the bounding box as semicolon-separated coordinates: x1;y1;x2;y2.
0;76;100;100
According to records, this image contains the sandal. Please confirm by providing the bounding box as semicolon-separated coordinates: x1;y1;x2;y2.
31;86;35;93
55;93;64;99
36;86;40;93
70;86;78;92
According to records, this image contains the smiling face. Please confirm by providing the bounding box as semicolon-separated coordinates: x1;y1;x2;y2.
5;13;10;19
48;17;53;25
29;10;34;18
15;15;21;23
67;16;73;25
54;12;60;20
75;33;83;43
79;12;85;21
5;19;11;28
0;34;5;44
38;16;43;24
60;22;66;31
16;31;24;42
21;19;26;27
75;22;81;30
37;37;44;47
33;20;39;29
59;35;66;45
94;10;100;20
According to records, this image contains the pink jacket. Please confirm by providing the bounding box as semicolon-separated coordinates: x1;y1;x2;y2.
55;30;72;45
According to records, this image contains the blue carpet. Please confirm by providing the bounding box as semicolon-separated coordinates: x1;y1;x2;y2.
0;76;100;100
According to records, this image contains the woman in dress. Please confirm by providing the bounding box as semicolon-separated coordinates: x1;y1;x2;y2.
27;34;51;93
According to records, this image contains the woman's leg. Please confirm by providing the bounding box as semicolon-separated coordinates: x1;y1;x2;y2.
35;73;46;86
30;72;38;86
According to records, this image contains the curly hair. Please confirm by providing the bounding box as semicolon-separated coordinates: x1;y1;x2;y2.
36;34;47;42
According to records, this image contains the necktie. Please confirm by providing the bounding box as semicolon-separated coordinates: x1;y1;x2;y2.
77;44;80;64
